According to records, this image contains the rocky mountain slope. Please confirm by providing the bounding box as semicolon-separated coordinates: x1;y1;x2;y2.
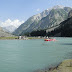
13;6;72;36
68;10;72;18
13;8;50;35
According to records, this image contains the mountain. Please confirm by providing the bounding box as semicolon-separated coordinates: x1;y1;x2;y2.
13;5;72;35
29;10;72;37
13;9;51;35
0;27;14;37
46;10;72;37
3;25;17;33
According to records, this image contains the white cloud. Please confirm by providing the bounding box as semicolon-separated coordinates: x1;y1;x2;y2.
36;8;40;12
0;19;24;28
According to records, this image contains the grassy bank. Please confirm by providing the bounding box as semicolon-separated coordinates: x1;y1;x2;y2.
0;36;42;40
0;36;18;39
28;37;41;39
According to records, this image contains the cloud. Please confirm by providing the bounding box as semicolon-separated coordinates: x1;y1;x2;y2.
0;19;24;28
36;8;40;12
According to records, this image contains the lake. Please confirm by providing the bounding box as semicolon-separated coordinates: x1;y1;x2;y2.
0;37;72;72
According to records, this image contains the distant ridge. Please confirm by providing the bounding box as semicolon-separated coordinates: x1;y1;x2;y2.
0;27;14;37
3;25;17;33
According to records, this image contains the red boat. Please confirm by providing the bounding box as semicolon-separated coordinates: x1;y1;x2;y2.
44;38;56;41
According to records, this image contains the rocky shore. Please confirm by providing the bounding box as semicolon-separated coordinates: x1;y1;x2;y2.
35;59;72;72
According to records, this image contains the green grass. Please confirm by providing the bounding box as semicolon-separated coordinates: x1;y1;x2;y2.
28;37;43;39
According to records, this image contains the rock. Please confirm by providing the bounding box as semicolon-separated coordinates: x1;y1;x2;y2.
68;10;72;18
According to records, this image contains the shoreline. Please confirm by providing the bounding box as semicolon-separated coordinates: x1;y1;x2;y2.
0;36;44;40
0;36;72;40
34;59;72;72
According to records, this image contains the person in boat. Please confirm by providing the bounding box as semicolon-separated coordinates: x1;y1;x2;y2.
46;36;48;39
46;36;51;39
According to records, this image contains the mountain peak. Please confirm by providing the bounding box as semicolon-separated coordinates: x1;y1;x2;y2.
46;5;64;11
52;5;64;9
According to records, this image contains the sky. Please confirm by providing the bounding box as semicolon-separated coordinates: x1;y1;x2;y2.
0;0;72;27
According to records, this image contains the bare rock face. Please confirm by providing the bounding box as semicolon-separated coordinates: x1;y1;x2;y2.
68;10;72;18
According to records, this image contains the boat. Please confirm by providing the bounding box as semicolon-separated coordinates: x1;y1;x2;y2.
44;38;56;41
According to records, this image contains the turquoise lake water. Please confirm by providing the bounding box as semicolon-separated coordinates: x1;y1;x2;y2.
0;38;72;72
